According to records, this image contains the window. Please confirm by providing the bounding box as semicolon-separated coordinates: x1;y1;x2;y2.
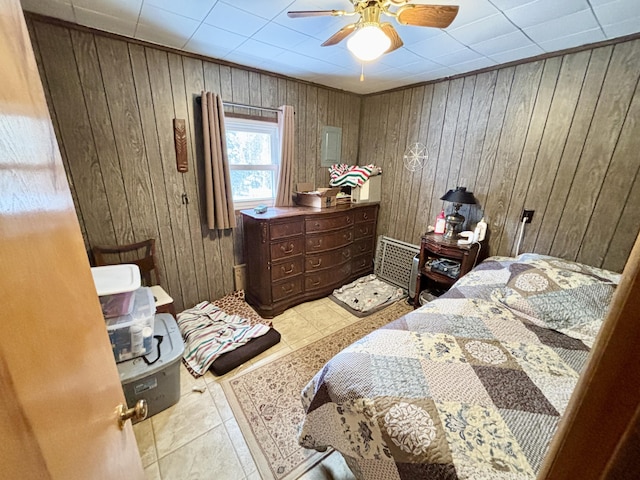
225;117;279;206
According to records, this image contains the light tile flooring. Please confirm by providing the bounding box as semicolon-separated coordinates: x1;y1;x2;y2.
134;297;364;480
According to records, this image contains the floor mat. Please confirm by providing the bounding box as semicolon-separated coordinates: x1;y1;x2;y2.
329;274;405;317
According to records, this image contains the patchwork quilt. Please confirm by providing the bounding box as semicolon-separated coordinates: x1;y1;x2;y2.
298;254;620;479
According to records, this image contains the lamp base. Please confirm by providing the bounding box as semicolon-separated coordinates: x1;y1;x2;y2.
444;212;464;241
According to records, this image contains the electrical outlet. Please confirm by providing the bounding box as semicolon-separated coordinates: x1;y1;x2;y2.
522;210;534;223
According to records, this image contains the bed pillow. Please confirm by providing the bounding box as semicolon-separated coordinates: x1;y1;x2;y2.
491;257;620;346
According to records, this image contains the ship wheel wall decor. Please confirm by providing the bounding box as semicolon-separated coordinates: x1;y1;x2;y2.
403;142;428;172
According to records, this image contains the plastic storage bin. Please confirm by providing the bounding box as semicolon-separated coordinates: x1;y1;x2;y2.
106;287;156;363
91;264;141;318
117;314;184;421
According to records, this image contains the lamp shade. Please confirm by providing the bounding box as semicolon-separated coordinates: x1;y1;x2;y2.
347;25;391;62
440;186;477;205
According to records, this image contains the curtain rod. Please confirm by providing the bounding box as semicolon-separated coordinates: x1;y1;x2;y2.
195;96;281;113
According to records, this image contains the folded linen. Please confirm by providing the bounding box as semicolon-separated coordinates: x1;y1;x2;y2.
177;301;270;376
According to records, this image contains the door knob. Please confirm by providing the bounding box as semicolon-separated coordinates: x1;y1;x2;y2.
117;400;148;429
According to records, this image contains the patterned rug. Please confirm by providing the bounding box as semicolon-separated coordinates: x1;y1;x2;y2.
221;300;413;480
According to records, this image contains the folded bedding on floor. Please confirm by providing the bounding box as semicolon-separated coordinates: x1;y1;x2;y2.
332;274;404;312
177;301;270;376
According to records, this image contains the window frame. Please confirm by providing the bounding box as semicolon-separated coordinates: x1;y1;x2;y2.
225;115;280;209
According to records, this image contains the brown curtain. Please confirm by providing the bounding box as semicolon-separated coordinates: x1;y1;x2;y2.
202;91;236;229
275;105;295;207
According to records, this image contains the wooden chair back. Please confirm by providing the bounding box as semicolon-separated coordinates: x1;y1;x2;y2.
92;239;160;287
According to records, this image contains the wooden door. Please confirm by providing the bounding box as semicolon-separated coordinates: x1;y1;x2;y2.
0;1;144;478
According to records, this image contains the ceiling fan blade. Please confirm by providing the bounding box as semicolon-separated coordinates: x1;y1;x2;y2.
396;4;459;28
380;23;404;53
287;10;346;18
321;24;356;47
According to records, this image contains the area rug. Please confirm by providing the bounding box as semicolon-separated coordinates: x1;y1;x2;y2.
221;300;413;480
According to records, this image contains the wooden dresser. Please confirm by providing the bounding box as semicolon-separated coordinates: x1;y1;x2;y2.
241;203;379;318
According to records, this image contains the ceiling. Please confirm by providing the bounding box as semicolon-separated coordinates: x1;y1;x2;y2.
21;0;640;94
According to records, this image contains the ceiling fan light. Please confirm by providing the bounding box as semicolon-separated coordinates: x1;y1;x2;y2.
347;25;391;62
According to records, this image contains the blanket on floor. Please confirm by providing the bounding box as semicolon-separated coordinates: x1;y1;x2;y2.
177;301;270;376
332;274;404;313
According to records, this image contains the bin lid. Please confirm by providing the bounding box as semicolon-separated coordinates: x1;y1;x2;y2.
105;287;156;330
91;264;141;296
117;314;185;383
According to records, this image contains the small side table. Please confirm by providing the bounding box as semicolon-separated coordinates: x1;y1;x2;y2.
413;233;484;308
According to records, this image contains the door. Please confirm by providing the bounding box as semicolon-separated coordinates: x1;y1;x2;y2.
0;1;144;478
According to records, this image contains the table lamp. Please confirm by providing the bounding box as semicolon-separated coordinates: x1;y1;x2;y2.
440;187;477;241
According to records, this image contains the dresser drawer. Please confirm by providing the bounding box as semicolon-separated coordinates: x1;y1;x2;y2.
353;237;375;256
271;256;304;282
354;221;375;239
270;237;304;261
272;277;303;302
352;255;372;273
354;206;378;223
305;246;351;272
305;262;351;291
306;229;354;253
305;213;354;233
270;220;303;240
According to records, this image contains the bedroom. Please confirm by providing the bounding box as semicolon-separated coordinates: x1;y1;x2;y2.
2;0;640;478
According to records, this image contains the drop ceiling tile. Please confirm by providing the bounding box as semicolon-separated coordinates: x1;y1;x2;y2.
602;18;640;38
145;0;216;21
408;33;467;59
75;6;136;36
136;4;200;48
222;51;268;70
503;0;589;28
592;0;640;26
21;0;76;22
220;0;295;21
183;23;247;58
204;3;268;37
275;50;335;73
431;47;479;66
448;13;517;45
73;0;141;19
489;0;536;9
234;39;286;59
523;9;600;43
449;56;498;74
440;0;501;28
537;28;606;52
252;22;312;49
488;43;545;64
379;48;425;68
471;30;533;56
324;48;360;69
398;58;445;75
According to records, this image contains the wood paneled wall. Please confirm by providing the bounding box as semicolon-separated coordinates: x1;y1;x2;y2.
27;18;361;311
359;38;640;272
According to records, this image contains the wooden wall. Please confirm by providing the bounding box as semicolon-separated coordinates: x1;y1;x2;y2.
359;38;640;272
27;18;361;311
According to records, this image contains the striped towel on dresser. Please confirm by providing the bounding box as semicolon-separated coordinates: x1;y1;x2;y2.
177;301;270;376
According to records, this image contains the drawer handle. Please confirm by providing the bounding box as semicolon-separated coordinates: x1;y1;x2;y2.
363;212;368;220
314;221;320;228
281;284;294;293
344;233;352;241
311;279;320;286
360;227;369;235
311;239;322;249
310;259;322;268
281;264;294;274
359;244;366;252
281;243;294;254
346;216;352;224
342;250;351;259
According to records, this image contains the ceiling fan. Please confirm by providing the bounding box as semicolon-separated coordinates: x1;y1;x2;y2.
287;0;459;62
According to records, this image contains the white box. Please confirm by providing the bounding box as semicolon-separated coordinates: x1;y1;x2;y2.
351;175;381;203
91;264;141;318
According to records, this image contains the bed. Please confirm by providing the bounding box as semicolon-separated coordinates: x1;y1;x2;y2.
298;253;621;479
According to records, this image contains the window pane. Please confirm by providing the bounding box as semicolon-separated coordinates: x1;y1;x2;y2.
230;170;275;202
226;130;274;166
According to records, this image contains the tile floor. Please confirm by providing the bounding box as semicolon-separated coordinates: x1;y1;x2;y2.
134;297;363;480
